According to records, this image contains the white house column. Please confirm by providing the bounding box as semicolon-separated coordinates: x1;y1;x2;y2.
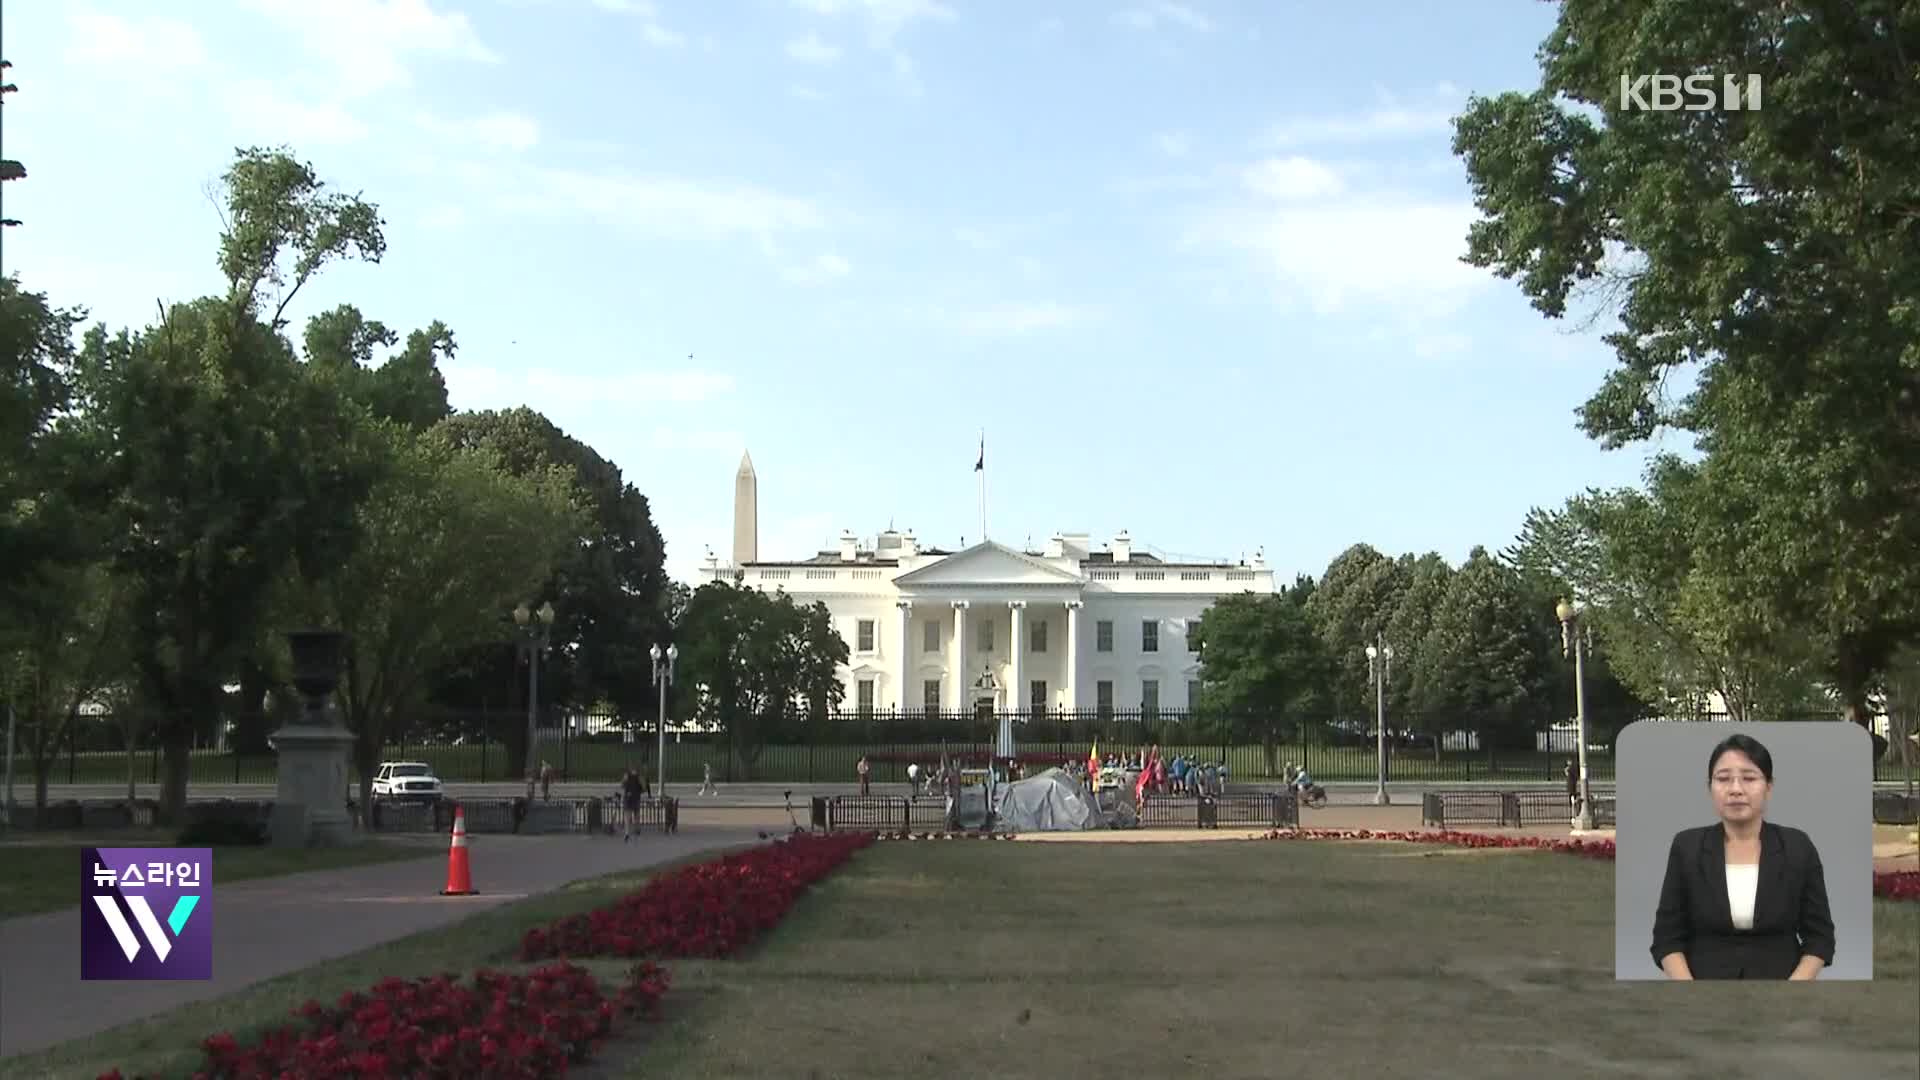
1065;600;1083;710
949;600;969;711
1008;601;1026;713
894;600;912;711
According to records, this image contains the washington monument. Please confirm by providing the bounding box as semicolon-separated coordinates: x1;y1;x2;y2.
732;450;757;566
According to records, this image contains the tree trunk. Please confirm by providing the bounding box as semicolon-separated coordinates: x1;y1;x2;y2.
159;724;192;826
233;657;274;755
33;767;49;811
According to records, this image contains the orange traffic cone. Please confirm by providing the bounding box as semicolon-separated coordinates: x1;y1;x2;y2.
440;803;478;896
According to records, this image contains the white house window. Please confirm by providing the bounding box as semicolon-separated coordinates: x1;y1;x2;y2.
1096;680;1114;708
1188;680;1202;708
923;679;941;711
1030;620;1048;652
1188;618;1202;651
857;619;876;653
923;621;939;652
1141;620;1158;652
857;679;875;717
1030;680;1047;711
1096;621;1114;652
1141;679;1159;713
978;620;995;652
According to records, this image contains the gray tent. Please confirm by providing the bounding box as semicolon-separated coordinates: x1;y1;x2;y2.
992;768;1101;832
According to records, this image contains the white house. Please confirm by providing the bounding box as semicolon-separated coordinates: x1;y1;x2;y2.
701;452;1276;715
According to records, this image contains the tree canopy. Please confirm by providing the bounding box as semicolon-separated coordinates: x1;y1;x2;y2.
1452;0;1920;724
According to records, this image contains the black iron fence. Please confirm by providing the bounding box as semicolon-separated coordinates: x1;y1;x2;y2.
816;791;1298;833
29;707;1917;789
1421;788;1619;829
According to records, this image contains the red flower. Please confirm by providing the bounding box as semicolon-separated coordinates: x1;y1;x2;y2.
1260;827;1915;901
518;832;875;962
103;963;645;1079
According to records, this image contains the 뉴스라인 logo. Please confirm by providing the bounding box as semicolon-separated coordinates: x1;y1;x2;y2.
81;847;213;981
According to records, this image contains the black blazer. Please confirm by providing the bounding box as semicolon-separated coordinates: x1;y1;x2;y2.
1650;821;1835;979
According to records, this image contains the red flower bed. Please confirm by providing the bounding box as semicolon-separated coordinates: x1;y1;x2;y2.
98;962;667;1080
519;831;874;962
1263;826;1919;900
1876;870;1920;901
1262;826;1617;860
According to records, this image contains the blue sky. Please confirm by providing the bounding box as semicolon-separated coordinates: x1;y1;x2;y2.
4;0;1687;583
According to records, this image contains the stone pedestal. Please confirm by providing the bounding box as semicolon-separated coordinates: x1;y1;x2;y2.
269;722;357;848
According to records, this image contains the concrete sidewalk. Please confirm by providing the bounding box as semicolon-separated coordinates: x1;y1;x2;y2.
0;827;764;1060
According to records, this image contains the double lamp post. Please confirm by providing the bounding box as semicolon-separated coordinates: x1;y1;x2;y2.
1364;634;1395;806
1557;597;1596;831
650;642;676;796
513;600;556;798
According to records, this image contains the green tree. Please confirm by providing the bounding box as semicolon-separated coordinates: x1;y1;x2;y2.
1412;547;1555;751
0;560;129;809
1505;464;1825;719
1;60;23;227
675;581;849;773
1190;585;1333;774
1452;0;1920;729
0;276;85;602
428;407;670;725
68;148;388;822
1306;544;1410;715
295;421;584;811
303;304;453;432
1380;552;1455;754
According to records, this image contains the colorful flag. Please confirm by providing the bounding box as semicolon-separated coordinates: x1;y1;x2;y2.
974;434;984;473
1088;741;1099;791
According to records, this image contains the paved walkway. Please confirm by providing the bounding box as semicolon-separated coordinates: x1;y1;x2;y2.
0;827;764;1060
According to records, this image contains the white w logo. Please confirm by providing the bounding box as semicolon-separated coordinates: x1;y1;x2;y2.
91;894;198;963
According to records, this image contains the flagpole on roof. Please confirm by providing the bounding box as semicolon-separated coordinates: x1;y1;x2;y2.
974;429;987;542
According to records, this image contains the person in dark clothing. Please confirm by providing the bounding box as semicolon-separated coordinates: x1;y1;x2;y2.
1566;760;1580;812
621;766;644;842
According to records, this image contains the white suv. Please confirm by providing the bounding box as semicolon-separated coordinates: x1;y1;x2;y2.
371;761;445;802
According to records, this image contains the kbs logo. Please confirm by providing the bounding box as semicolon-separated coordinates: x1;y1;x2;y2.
81;847;213;981
1619;73;1763;112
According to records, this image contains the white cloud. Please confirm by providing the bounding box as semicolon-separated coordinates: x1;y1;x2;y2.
1262;89;1466;148
238;0;499;96
786;33;842;65
782;252;854;285
446;162;827;236
1152;132;1191;158
791;0;954;93
588;0;684;43
788;84;831;101
1183;185;1483;316
1116;2;1214;32
1241;156;1344;200
64;10;209;69
417;110;541;152
224;83;370;145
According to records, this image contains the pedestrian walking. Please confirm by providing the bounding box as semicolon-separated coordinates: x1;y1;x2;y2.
540;760;556;801
620;766;644;842
1565;760;1579;813
857;755;871;796
699;761;717;796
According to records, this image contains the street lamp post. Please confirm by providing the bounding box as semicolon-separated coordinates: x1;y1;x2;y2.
1365;635;1394;806
650;642;677;796
513;601;556;800
1557;598;1595;831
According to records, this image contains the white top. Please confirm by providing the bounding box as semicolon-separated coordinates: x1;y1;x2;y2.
1726;864;1760;930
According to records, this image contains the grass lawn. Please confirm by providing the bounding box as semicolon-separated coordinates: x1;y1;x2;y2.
0;831;440;919
8;838;1917;1080
633;841;1919;1080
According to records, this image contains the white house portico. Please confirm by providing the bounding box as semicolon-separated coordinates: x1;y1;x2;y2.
703;455;1277;716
